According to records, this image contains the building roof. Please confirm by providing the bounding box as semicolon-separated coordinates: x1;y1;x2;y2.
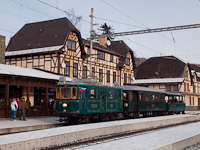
134;78;184;84
190;64;200;72
135;56;186;79
0;64;72;81
108;40;135;68
82;39;121;56
6;17;86;58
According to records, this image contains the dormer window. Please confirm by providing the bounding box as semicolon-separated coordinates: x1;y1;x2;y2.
68;40;76;51
125;58;130;65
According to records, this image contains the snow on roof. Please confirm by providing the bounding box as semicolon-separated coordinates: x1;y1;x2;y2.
134;78;184;84
5;45;63;56
0;64;72;81
122;85;165;93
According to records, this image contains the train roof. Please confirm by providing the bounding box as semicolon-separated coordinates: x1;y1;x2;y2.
122;85;166;93
57;77;122;89
165;92;184;96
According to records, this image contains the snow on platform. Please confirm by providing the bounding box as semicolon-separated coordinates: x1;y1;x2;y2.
0;114;199;150
0;116;60;130
76;121;200;150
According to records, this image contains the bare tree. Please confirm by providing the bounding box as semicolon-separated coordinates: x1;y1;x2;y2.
64;8;82;28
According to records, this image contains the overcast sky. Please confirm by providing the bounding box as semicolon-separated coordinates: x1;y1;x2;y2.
1;0;200;64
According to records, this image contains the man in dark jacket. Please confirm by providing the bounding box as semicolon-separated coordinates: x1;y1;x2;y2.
19;97;28;121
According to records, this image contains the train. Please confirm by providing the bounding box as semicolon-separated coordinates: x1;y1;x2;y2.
55;78;185;124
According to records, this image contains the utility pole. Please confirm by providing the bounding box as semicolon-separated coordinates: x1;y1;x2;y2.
89;8;93;78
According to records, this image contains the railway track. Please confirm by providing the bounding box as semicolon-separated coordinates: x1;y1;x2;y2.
39;119;200;150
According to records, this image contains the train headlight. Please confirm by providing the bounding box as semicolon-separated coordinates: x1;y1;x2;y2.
62;103;67;108
124;103;128;107
63;109;66;112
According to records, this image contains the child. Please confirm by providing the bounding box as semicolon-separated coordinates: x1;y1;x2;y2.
11;98;18;121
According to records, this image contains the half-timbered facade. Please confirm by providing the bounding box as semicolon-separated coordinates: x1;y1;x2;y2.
5;18;135;86
134;56;200;110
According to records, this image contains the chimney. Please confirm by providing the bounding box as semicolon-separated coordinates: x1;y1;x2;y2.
98;37;107;48
0;35;5;64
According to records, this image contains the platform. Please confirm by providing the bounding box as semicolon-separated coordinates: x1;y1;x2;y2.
0;116;61;135
0;114;200;150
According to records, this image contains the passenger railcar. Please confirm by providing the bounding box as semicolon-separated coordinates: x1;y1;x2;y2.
122;86;166;118
165;92;185;114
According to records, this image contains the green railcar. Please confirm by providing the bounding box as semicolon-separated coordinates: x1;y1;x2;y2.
165;93;185;114
122;86;166;118
55;78;122;123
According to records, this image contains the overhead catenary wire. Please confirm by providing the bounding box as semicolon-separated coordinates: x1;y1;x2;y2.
9;0;54;18
99;0;200;63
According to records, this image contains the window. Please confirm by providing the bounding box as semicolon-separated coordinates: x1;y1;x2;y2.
99;69;103;82
189;97;191;105
160;94;164;101
151;94;155;101
97;51;105;60
184;83;186;91
65;61;70;76
145;94;149;101
0;85;5;106
193;85;196;93
124;73;127;84
113;72;116;83
109;89;114;99
61;88;71;99
91;88;97;99
125;58;130;65
140;93;144;101
73;63;78;77
56;88;60;99
110;54;113;62
128;74;131;84
72;87;77;99
101;89;105;99
173;84;178;91
166;85;171;92
193;97;194;105
187;83;189;92
82;66;87;78
67;40;76;51
128;91;132;101
107;70;110;83
92;67;95;77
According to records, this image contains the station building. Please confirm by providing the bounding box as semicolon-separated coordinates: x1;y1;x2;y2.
134;56;200;110
0;17;135;118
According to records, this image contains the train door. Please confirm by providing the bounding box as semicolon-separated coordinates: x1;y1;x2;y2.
79;88;86;113
132;91;138;112
101;89;106;112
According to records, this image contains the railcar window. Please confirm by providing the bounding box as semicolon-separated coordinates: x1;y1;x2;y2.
72;87;77;99
109;89;114;99
140;93;144;101
151;94;155;101
56;88;60;99
155;94;159;101
160;94;164;101
101;89;105;99
91;88;97;99
128;91;133;101
165;96;168;102
145;94;149;101
61;88;70;99
123;92;128;100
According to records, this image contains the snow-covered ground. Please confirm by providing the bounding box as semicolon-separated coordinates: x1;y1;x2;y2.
0;116;61;129
67;121;200;150
0;114;193;145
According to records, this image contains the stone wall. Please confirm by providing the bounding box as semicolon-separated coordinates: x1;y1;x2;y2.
0;35;5;64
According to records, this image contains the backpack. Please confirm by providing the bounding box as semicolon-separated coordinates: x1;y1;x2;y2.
11;102;17;110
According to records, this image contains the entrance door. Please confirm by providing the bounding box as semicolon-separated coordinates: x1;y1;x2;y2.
80;91;86;113
198;98;200;110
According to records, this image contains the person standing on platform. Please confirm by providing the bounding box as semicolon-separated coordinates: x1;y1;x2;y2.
16;98;20;117
10;98;18;121
19;97;28;121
